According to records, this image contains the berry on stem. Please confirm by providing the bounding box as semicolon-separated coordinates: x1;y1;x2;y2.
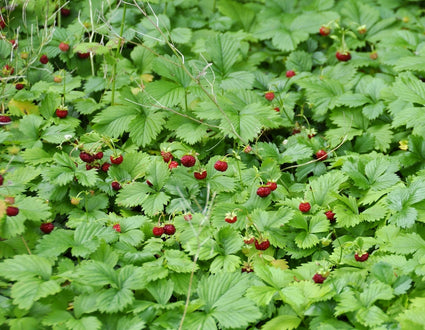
40;54;49;64
113;224;121;232
77;52;90;59
286;70;296;78
101;162;111;172
111;181;122;191
161;151;173;163
40;223;54;234
315;149;328;160
0;115;11;124
79;152;94;163
110;154;123;164
325;210;335;222
56;108;68;118
319;26;330;36
312;273;326;283
214;160;228;172
299;202;311;213
152;226;164;236
254;239;270;251
194;170;207;180
181;155;196;167
6;206;19;217
163;224;176;235
265;91;275;101
355;252;369;262
59;42;70;52
225;212;237;223
257;186;272;198
168;161;178;169
266;181;277;191
336;51;351;62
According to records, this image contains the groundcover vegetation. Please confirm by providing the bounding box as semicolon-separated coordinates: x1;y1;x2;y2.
1;0;425;328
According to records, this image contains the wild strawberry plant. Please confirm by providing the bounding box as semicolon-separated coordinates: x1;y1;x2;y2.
1;0;425;329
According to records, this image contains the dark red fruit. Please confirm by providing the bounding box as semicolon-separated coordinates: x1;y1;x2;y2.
60;8;71;16
274;107;280;112
86;164;95;170
40;54;49;64
101;162;111;172
315;149;328;160
0;175;3;185
299;202;311;213
286;70;296;78
79;152;94;163
254;239;270;251
40;223;54;234
111;181;121;191
319;26;330;36
15;83;24;90
163;224;176;235
225;214;237;223
152;226;164;236
110;154;123;164
214;160;228;172
265;91;275;101
168;161;178;169
241;262;254;273
181;155;196;167
77;52;90;59
94;151;103;160
194;170;207;180
325;210;335;222
59;42;70;52
161;151;173;163
0;115;11;124
313;273;326;283
244;237;255;245
355;252;369;262
0;18;5;29
266;181;277;191
55;108;68;118
6;206;19;217
336;51;351;62
257;186;271;198
113;223;121;232
146;180;153;187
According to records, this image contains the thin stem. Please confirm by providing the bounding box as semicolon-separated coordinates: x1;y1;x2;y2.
21;236;32;255
111;3;127;105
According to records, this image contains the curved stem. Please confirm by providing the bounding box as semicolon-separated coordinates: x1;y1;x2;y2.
111;3;127;105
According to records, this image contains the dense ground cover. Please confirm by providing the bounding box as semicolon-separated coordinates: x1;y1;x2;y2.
1;0;425;328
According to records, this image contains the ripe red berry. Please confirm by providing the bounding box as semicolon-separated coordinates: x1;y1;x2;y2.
336;51;351;62
274;107;280;112
40;223;54;234
79;152;94;163
163;224;176;235
146;180;153;187
225;212;237;223
257;186;272;198
254;239;270;250
0;18;5;29
86;164;95;170
55;108;68;118
355;252;369;262
194;170;207;180
299;202;311;213
325;210;335;222
152;226;164;236
315;149;328;160
59;42;70;52
111;181;122;191
319;26;330;36
214;160;228;172
6;206;19;217
312;273;326;283
168;161;179;169
40;54;49;64
0;115;11;124
110;154;123;164
266;181;277;191
264;91;275;101
286;70;296;78
15;83;24;90
161;151;173;163
61;8;71;16
94;151;103;160
101;162;111;172
77;52;90;59
0;175;3;185
184;213;192;221
181;155;196;167
113;223;121;232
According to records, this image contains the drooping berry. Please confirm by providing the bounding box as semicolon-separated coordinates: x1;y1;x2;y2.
94;151;103;160
0;115;11;124
325;210;335;222
40;54;49;64
286;70;296;78
111;181;122;191
184;213;192;221
79;152;94;163
15;83;24;90
244;237;255;245
59;42;70;52
214;160;228;172
163;224;176;235
168;161;179;169
77;52;90;59
161;151;173;163
110;154;123;164
40;223;54;234
152;226;164;237
319;26;330;36
257;186;272;198
299;202;311;213
266;181;277;191
313;273;326;283
194;170;207;180
265;91;275;101
101;162;111;172
355;252;369;262
55;108;68;118
60;8;71;16
336;51;351;62
113;223;121;232
181;155;196;167
225;212;237;223
254;239;270;251
6;206;19;217
315;149;328;160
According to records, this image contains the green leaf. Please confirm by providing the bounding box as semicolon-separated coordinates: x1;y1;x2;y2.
66;317;102;330
35;229;74;257
11;277;61;310
209;255;241;274
262;314;301;330
129;110;166;147
0;255;53;281
116;182;151;207
206;33;240;75
92;105;138;137
245;285;278;306
215;226;243;255
307;171;347;206
164;250;195;273
392;72;425;104
72;223;116;257
147;279;174;305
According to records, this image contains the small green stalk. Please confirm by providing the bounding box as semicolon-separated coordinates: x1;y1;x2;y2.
111;4;127;105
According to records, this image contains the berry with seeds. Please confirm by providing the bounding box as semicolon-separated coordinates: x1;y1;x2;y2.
152;226;164;237
2;64;14;76
315;149;328;160
111;181;122;191
0;115;11;124
56;108;68;118
163;224;176;235
0;18;5;29
194;170;207;180
274;107;280;112
184;213;192;221
243;145;252;153
265;91;275;101
286;70;296;78
266;181;277;191
355;252;369;262
214;160;228;172
257;186;272;198
312;273;326;284
110;154;123;164
101;162;111;172
4;196;15;204
161;151;173;163
15;83;24;90
319;26;330;36
94;151;103;160
79;152;94;163
325;210;335;222
299;202;311;213
336;51;351;62
77;52;90;59
181;155;196;167
225;212;237;223
244;237;255;245
40;223;54;234
59;42;70;52
40;54;49;64
254;239;270;251
168;161;178;169
113;224;121;232
61;8;71;16
6;206;19;217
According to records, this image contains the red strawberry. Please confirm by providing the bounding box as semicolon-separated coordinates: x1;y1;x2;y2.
257;186;271;198
325;210;335;222
312;273;326;283
0;18;5;29
194;170;207;180
101;162;111;172
15;83;24;90
40;54;49;64
111;181;122;191
243;145;252;153
94;151;103;160
85;164;95;170
266;181;277;191
315;149;328;160
113;223;121;232
163;224;176;235
79;152;94;163
161;151;173;163
244;237;255;245
254;239;270;251
10;39;17;49
59;42;70;52
77;52;90;59
181;155;196;167
274;107;280;112
61;8;71;16
299;202;311;213
319;26;330;36
152;226;164;236
184;213;192;221
225;212;237;223
214;160;228;172
336;51;351;62
40;223;54;234
264;91;275;101
2;64;14;76
286;70;296;78
110;154;123;164
146;180;153;187
168;161;178;169
6;206;19;217
55;108;68;118
355;252;369;262
0;115;11;124
0;174;3;185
